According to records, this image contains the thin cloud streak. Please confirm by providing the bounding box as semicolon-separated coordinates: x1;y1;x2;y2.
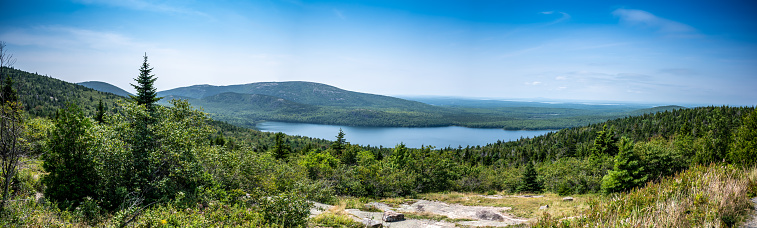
613;9;697;35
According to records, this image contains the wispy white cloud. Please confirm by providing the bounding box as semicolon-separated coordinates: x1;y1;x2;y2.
74;0;211;19
540;11;571;25
333;9;346;19
524;81;542;86
1;26;153;51
570;42;631;51
555;76;567;80
659;68;698;76
612;9;697;36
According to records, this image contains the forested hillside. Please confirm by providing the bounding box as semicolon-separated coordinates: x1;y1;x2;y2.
1;67;124;118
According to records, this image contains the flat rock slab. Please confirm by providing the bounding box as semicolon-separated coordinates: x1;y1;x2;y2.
397;200;526;226
310;199;528;227
742;197;757;228
309;201;332;218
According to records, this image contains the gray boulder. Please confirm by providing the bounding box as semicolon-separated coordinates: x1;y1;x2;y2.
382;210;405;222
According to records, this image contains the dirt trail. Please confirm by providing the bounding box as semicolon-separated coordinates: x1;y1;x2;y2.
311;199;528;227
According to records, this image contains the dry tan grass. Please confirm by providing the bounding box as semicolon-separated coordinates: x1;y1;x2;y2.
418;192;593;220
534;165;755;228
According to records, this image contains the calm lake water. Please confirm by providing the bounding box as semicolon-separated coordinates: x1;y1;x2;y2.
256;121;552;148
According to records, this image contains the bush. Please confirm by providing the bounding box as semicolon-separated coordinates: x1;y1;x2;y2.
258;191;312;227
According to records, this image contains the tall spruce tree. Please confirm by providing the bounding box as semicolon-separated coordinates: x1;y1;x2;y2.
330;128;346;156
517;161;541;193
601;137;647;194
95;99;105;124
590;124;618;157
130;53;161;113
129;53;162;195
272;132;291;160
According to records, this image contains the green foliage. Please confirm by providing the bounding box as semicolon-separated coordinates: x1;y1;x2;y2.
1;76;17;103
130;54;161;112
42;103;99;208
2;67;125;118
601;137;647;194
728;108;757;167
300;150;340;180
310;212;365;228
271;132;291;160
330;128;347;156
537;165;755;227
590;124;617;157
95;99;105;123
258;191;312;227
517;162;541;193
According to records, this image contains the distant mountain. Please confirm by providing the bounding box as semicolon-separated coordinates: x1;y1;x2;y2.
158;81;687;129
399;96;654;110
78;81;133;97
159;81;436;110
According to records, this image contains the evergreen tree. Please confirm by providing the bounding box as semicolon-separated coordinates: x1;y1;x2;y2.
272;132;291;160
330;128;346;156
130;53;161;113
590;124;618;157
517;161;541;193
728;108;757;167
95;99;105;124
0;76;17;104
129;54;161;196
42;103;98;208
601;137;647;194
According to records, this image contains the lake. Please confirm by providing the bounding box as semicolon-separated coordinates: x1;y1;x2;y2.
256;121;552;148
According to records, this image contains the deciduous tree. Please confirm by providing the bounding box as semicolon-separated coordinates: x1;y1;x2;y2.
42;103;98;208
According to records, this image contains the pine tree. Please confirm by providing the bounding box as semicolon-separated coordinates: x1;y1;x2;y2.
330;128;346;156
601;137;647;194
272;132;291;160
129;54;161;196
95;99;105;124
130;53;161;113
517;161;541;193
0;76;17;104
590;124;618;157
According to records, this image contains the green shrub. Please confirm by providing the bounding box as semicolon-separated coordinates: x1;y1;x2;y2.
258;191;312;227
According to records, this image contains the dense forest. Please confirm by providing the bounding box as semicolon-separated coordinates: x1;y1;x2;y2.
1;59;755;227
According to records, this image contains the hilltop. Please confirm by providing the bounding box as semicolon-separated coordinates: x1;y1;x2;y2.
78;81;133;98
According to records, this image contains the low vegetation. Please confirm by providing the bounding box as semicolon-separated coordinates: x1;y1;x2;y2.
534;164;757;227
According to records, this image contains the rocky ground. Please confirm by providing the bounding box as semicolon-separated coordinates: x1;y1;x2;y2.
311;199;529;227
742;197;757;228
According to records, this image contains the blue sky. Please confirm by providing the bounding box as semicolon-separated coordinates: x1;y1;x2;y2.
1;0;755;105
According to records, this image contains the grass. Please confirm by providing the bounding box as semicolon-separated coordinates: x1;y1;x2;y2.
417;192;593;220
404;211;475;223
533;164;757;227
